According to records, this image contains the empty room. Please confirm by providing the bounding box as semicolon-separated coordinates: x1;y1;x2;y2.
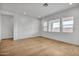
0;3;79;56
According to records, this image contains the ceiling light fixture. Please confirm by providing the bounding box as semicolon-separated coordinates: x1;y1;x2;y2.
43;3;48;7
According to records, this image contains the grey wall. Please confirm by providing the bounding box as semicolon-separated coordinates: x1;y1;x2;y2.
0;14;1;40
1;14;13;39
41;6;79;45
14;15;40;40
0;11;40;40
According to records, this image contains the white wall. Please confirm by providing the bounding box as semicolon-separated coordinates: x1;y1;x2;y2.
41;6;79;45
14;15;40;40
1;14;13;39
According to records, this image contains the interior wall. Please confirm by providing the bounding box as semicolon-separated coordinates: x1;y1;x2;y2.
14;15;40;40
41;6;79;45
0;14;1;40
1;14;13;39
0;10;40;40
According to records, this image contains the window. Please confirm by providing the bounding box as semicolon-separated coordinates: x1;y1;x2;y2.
52;19;60;32
62;16;74;32
48;21;52;32
42;16;74;33
43;21;48;31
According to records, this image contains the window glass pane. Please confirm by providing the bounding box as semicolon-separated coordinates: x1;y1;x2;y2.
43;22;47;26
44;26;47;31
43;21;48;31
53;22;60;28
48;21;52;32
52;19;60;32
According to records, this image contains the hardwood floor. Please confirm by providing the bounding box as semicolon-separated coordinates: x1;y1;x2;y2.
0;36;79;56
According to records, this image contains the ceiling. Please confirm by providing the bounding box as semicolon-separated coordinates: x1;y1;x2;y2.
0;3;79;19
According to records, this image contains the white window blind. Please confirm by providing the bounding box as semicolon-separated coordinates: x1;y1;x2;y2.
62;16;74;32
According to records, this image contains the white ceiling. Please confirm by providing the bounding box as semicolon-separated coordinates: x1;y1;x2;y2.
0;3;79;19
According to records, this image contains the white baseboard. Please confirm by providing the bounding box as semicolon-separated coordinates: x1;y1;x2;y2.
42;35;79;46
14;34;40;40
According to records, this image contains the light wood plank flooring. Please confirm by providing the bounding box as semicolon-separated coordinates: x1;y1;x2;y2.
0;36;79;56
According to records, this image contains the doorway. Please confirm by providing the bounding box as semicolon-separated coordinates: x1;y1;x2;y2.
1;14;14;40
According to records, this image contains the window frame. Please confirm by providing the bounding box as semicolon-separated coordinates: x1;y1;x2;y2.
43;21;48;32
51;19;60;32
62;16;74;33
48;20;53;32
